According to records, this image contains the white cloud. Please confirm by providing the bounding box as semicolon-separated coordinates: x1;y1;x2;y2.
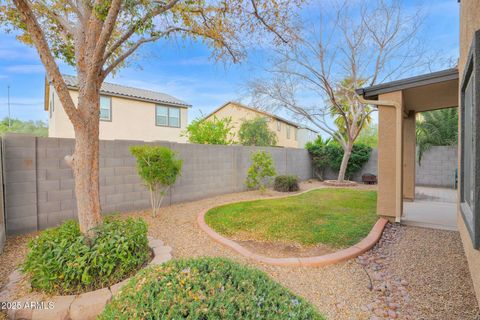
5;64;45;74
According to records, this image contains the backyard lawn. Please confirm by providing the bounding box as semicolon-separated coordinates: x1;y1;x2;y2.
205;188;377;248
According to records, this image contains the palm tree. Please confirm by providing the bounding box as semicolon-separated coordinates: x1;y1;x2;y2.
416;107;458;165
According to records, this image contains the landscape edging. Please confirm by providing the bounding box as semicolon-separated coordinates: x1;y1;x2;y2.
1;237;172;320
197;187;388;267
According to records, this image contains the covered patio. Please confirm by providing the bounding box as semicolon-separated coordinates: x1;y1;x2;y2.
356;68;459;229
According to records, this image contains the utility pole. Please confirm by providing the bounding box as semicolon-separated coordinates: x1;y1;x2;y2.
7;85;11;129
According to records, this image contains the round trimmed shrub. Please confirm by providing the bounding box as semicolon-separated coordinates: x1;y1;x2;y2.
100;258;324;320
22;218;149;295
274;175;300;192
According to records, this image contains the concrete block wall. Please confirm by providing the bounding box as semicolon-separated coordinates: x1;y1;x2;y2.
2;134;312;235
416;146;458;188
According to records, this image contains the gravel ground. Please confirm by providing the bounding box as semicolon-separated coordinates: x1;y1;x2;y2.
0;181;478;320
388;226;479;319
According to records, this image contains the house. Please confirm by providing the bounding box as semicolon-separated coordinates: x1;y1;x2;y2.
45;75;191;142
356;0;480;305
204;101;318;148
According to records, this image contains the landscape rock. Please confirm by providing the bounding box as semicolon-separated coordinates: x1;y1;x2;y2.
69;288;112;320
31;295;75;320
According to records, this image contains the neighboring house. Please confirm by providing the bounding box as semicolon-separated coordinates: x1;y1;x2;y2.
356;0;480;305
204;101;318;148
45;75;191;142
297;126;319;148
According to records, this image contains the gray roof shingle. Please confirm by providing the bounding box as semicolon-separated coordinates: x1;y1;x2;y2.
62;75;191;107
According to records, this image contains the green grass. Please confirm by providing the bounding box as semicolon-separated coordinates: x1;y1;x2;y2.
205;188;377;248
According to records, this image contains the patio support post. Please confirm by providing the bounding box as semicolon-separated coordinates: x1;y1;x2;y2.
403;111;416;202
359;92;404;221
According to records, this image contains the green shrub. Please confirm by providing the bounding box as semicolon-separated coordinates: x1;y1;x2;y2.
22;218;149;295
245;151;276;191
238;117;277;146
274;175;300;192
100;257;324;320
306;139;372;180
131;145;182;217
183;116;235;145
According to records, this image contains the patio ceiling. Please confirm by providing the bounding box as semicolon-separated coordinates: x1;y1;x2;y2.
356;68;459;113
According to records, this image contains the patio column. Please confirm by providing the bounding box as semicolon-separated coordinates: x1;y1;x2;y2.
377;91;404;220
403;111;416;201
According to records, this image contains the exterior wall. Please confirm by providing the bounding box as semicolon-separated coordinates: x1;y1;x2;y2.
2;134;312;235
377;91;403;219
415;146;457;188
206;103;299;148
48;88;188;143
458;0;480;304
297;128;319;148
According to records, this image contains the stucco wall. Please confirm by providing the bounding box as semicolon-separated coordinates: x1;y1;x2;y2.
458;0;480;305
48;88;188;143
2;134;312;235
207;103;299;148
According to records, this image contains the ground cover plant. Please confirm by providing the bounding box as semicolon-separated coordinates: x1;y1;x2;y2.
205;188;377;247
22;218;149;295
100;257;324;320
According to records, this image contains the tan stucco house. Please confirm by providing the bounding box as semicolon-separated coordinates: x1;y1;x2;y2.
204;101;318;148
356;0;480;305
45;75;191;142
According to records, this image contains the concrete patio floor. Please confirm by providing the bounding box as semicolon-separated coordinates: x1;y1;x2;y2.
402;186;457;231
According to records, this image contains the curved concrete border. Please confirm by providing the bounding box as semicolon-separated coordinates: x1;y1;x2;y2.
198;188;388;267
1;238;172;320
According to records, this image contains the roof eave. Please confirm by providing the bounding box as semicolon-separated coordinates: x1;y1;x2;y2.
355;68;459;99
65;84;191;108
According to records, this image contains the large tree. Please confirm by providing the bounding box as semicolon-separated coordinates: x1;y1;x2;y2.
0;0;300;236
250;0;427;182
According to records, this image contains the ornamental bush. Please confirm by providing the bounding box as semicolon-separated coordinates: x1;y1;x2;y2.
100;257;324;320
22;218;149;295
238;117;277;146
245;150;276;191
274;175;300;192
306;139;372;180
130;145;182;217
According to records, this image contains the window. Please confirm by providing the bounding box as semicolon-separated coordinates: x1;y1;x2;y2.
277;121;281;131
294;128;298;141
460;29;480;249
49;89;54;118
100;96;112;121
286;125;291;139
156;105;181;127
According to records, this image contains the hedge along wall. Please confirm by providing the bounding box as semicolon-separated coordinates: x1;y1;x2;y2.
323;146;457;188
3;134;312;235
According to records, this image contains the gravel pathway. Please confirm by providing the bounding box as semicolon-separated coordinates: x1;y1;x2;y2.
1;181;478;320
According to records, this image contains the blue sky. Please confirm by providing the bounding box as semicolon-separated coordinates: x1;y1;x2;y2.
0;0;459;125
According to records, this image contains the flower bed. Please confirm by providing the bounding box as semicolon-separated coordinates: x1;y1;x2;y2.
100;257;325;319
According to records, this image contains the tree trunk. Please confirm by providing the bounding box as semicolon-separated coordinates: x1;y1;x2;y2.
337;142;353;182
71;92;102;237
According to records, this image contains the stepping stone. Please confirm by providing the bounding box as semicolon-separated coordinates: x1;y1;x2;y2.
148;239;164;248
153;246;172;256
69;288;112;320
150;253;172;265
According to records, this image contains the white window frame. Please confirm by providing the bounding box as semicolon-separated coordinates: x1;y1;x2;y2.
100;96;112;121
156;105;181;128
